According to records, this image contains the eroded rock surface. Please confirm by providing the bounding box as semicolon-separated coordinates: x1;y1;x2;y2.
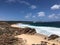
0;22;36;35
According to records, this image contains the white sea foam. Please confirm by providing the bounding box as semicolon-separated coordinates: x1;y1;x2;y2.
15;23;60;36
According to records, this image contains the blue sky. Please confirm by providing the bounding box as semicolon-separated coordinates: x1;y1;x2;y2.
0;0;60;21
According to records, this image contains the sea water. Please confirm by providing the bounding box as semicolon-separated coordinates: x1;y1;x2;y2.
15;23;60;36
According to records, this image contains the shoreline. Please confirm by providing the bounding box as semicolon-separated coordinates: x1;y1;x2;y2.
0;22;60;45
11;23;60;36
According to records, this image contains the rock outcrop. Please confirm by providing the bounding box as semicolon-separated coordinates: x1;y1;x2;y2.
0;22;36;35
20;27;36;35
48;34;59;40
10;27;36;35
0;33;19;45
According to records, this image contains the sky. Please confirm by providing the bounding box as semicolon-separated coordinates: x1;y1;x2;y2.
0;0;60;21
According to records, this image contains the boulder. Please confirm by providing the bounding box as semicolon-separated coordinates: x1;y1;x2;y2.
48;34;59;40
22;27;36;34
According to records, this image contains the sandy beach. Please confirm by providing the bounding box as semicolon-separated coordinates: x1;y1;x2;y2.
15;34;60;45
11;24;60;45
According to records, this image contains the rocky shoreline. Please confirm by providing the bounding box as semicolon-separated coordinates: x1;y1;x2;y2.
0;22;60;45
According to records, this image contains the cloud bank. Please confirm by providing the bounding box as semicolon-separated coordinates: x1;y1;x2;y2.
48;14;59;19
51;4;60;10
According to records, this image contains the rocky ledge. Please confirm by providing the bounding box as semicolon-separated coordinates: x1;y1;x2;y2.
0;22;36;35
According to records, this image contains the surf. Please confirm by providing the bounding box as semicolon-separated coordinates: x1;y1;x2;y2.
11;23;60;36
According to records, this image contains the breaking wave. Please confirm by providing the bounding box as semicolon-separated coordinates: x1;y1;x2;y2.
15;23;60;36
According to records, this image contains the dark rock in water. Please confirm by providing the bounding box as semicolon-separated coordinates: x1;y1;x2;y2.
48;34;59;40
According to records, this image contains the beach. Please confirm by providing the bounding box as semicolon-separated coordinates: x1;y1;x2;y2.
15;34;60;45
11;23;60;45
0;22;60;45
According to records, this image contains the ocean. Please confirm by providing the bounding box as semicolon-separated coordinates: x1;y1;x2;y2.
15;22;60;36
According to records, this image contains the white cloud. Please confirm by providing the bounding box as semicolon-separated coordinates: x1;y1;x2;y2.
25;15;29;18
19;1;37;9
48;14;55;18
5;0;37;9
48;14;59;19
30;5;37;9
25;13;32;18
51;4;60;10
37;12;45;17
19;0;30;6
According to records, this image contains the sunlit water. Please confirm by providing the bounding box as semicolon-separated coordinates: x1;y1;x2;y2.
14;23;60;36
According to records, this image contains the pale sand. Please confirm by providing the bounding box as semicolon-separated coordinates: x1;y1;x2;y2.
11;24;20;28
15;34;60;45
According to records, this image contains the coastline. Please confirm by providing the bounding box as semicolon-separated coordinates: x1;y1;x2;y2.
11;23;60;36
11;23;60;45
0;22;60;45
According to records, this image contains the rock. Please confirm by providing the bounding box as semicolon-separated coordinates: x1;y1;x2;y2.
0;22;10;28
0;22;36;35
48;34;59;40
0;22;11;35
22;27;36;35
0;33;19;45
9;27;36;35
52;43;56;45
